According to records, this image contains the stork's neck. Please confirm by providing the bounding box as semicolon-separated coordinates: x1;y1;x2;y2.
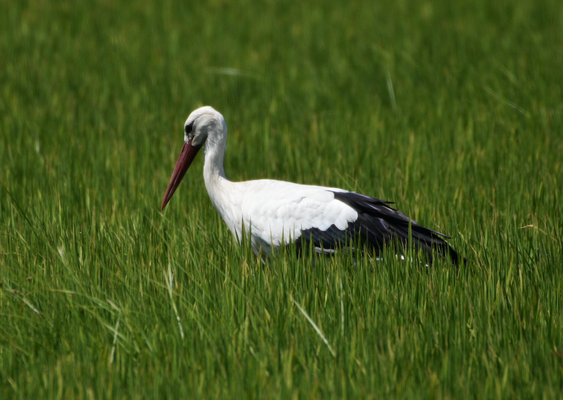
202;134;241;239
203;134;229;193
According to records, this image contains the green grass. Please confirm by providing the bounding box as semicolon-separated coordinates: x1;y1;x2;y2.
1;0;563;398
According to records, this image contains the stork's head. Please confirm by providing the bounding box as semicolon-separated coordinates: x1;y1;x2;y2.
183;106;227;147
161;106;226;210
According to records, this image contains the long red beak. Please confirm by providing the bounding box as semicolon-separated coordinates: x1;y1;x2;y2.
161;140;202;210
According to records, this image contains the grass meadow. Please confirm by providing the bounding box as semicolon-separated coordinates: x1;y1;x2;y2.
1;0;563;398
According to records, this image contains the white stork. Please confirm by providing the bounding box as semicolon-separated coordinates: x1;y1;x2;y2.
161;106;461;265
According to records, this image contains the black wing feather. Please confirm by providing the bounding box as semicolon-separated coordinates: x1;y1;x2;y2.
296;191;461;265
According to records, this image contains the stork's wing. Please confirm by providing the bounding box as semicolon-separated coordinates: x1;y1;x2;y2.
296;191;461;265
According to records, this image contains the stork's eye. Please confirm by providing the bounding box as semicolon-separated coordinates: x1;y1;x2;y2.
185;122;194;135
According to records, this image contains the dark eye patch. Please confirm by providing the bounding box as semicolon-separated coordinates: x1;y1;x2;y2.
185;122;194;135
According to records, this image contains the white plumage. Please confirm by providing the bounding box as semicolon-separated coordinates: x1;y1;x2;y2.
162;106;461;264
208;179;357;256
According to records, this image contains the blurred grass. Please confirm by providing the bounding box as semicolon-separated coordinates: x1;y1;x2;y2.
1;0;562;398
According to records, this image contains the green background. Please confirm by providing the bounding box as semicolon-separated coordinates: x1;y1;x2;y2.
1;0;562;398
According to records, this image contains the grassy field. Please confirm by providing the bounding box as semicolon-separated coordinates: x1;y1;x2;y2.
1;0;562;398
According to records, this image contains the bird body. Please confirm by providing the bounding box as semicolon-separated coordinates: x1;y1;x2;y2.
204;177;357;256
162;106;461;264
